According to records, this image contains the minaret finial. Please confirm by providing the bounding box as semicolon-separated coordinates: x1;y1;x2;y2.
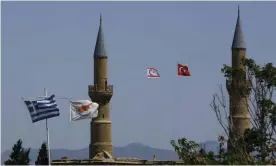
238;6;240;18
100;14;102;25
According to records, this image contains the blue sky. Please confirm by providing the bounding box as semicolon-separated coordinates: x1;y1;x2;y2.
1;1;276;152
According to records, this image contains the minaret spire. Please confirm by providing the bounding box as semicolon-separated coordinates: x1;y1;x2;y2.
94;14;106;57
231;6;246;49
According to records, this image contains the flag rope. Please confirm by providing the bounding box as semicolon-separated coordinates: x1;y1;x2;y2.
22;96;70;100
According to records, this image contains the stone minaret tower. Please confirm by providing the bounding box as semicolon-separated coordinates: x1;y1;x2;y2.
89;15;113;158
227;8;251;148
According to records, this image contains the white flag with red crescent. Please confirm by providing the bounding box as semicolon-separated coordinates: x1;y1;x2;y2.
147;68;160;78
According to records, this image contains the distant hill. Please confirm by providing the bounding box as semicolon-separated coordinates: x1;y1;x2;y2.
1;141;219;164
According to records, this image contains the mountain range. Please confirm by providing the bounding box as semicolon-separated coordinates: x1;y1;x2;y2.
1;141;219;164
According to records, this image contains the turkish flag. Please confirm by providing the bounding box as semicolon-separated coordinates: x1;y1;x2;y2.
177;64;191;76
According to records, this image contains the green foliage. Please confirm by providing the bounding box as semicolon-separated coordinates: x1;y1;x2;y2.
4;139;30;165
171;136;258;165
35;142;49;165
171;137;215;164
171;138;200;164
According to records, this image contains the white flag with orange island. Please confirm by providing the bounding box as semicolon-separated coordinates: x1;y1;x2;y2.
70;100;99;121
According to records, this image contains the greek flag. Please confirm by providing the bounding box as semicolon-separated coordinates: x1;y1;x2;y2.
24;95;60;123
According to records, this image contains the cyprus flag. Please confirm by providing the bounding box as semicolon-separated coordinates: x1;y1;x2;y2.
70;100;99;121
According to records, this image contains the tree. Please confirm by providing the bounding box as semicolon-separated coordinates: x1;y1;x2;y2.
210;58;276;164
35;142;49;165
170;137;220;164
171;137;201;164
4;139;30;165
171;136;229;165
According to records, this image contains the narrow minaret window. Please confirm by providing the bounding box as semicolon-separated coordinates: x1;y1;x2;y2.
105;80;107;90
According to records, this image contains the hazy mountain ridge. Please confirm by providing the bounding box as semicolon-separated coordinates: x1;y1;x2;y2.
1;141;219;164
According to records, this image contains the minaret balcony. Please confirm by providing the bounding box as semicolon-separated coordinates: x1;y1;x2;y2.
88;84;113;103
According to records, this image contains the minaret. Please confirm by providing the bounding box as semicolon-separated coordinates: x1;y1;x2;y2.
88;15;113;158
227;7;251;148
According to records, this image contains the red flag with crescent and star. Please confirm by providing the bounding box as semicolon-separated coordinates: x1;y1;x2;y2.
177;64;191;76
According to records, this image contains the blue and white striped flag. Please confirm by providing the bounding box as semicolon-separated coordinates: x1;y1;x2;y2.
23;95;60;123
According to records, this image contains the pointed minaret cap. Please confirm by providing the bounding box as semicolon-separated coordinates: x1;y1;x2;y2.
231;6;246;49
94;14;107;57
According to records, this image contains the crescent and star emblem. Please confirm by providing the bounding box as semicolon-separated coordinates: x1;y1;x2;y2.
148;68;160;77
179;67;184;73
179;66;188;74
149;69;158;76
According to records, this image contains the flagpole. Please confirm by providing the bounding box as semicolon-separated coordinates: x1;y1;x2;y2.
69;104;72;122
44;88;51;165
